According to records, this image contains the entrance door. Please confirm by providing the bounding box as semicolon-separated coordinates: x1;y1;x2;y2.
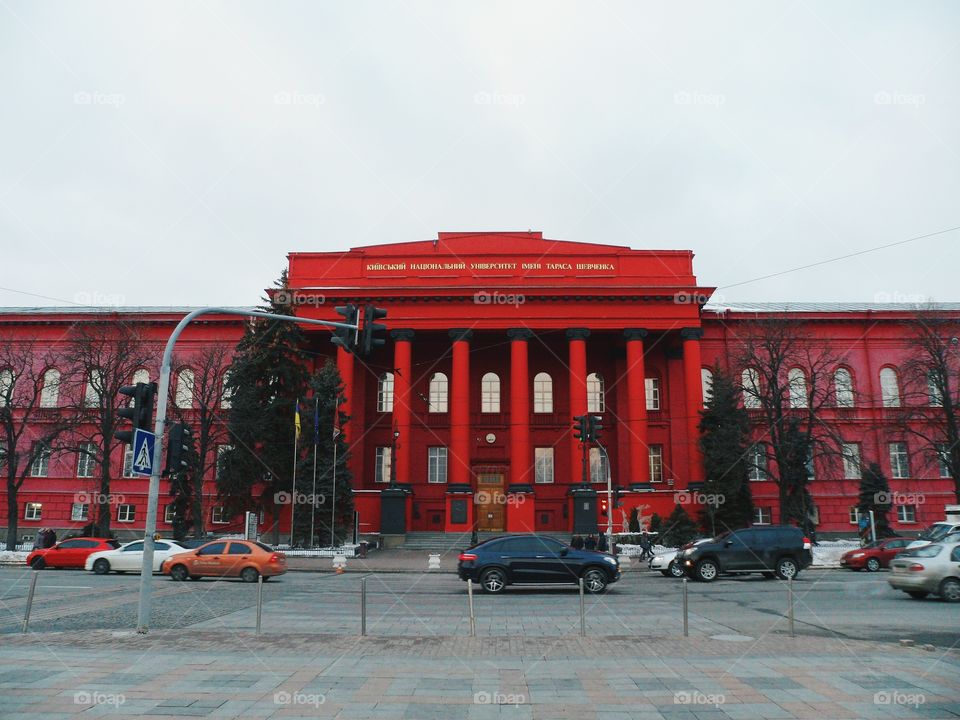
475;473;505;531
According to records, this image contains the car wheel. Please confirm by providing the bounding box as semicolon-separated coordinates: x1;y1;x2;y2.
30;557;45;570
92;559;110;575
695;559;719;582
240;567;259;583
582;568;608;593
669;560;686;578
775;557;798;580
170;564;189;581
906;591;929;600
865;558;881;572
480;568;506;593
939;578;960;602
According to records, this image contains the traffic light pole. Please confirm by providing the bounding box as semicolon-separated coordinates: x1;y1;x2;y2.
136;307;359;634
595;440;613;553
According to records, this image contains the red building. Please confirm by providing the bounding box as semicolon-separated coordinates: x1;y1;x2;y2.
1;232;956;544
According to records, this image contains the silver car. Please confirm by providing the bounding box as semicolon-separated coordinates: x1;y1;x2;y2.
888;541;960;602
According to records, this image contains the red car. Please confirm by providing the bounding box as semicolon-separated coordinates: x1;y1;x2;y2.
26;537;120;570
840;537;912;572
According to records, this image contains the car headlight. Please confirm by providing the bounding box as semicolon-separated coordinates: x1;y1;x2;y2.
603;556;617;565
851;552;865;558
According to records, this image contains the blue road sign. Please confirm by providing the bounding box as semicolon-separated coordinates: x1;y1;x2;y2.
132;428;156;477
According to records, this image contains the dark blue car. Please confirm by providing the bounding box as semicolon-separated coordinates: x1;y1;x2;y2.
457;534;620;593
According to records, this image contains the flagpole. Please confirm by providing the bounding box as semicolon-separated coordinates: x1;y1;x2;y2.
330;437;338;548
310;434;318;549
291;401;300;547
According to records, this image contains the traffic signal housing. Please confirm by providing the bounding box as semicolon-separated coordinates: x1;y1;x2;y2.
600;497;609;516
114;382;157;444
164;422;194;476
361;304;388;355
613;485;622;508
572;415;588;442
587;414;603;443
331;304;359;353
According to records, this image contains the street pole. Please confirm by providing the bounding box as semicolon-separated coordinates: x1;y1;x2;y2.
290;426;299;547
310;431;318;549
330;431;338;548
596;441;613;552
135;307;359;634
869;509;877;543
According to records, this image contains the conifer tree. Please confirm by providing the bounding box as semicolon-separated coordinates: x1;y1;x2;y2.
659;504;699;547
857;461;893;537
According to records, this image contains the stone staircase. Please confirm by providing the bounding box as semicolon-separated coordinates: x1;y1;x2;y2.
398;531;502;551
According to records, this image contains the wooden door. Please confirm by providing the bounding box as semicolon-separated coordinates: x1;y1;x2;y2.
475;473;505;531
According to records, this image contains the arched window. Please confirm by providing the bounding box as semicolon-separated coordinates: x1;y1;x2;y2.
84;369;103;407
0;368;13;407
701;367;714;403
428;372;448;413
880;367;901;408
788;368;808;408
928;370;944;407
377;372;394;413
39;368;61;408
742;368;761;409
834;367;854;408
481;372;500;413
533;372;553;413
132;368;149;385
220;368;233;409
586;373;604;413
175;368;195;409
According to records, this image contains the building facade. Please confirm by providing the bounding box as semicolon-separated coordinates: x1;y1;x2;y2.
1;232;957;543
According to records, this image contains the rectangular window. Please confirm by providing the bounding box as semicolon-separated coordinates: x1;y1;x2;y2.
534;447;554;484
377;373;394;413
937;443;952;478
70;503;89;522
374;447;392;483
427;447;448;483
216;445;233;481
24;502;42;520
122;446;134;478
645;378;660;411
211;506;229;524
747;443;767;481
117;504;136;523
848;506;862;525
77;442;96;478
752;506;772;525
842;442;862;480
897;504;916;523
589;447;608;484
889;442;910;479
805;448;816;480
164;504;175;524
30;444;51;477
648;445;663;483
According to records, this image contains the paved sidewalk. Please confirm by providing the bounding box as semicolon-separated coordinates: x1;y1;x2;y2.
1;630;957;719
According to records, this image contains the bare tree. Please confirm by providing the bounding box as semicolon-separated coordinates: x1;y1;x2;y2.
0;338;78;550
64;322;154;534
898;312;960;503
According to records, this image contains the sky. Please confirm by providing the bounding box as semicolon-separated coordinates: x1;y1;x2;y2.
1;1;958;308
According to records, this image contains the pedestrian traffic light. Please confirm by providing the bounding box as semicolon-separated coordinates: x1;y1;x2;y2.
360;304;388;355
114;382;157;444
331;304;359;353
164;422;194;476
588;414;603;442
573;415;588;442
600;498;609;516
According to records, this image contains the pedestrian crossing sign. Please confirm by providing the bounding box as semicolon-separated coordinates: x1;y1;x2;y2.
132;428;156;476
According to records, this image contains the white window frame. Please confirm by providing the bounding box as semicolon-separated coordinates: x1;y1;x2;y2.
427;447;448;484
30;444;51;477
220;370;233;409
586;373;605;413
481;372;500;413
937;443;952;479
880;367;901;408
428;372;448;413
645;377;660;411
211;506;229;524
928;370;944;407
377;372;394;413
889;442;910;479
848;506;862;525
122;446;134;478
24;502;42;521
164;504;175;524
842;442;862;480
84;369;103;407
742;368;761;409
117;504;136;523
897;504;916;523
747;442;767;481
834;367;854;408
788;368;808;408
0;368;13;407
534;447;554;484
589;447;608;484
71;502;89;522
175;368;194;409
648;445;663;483
374;446;392;483
40;368;61;408
753;506;772;525
533;373;553;413
77;442;96;478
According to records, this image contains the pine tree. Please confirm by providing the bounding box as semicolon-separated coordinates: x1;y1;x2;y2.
628;506;640;532
218;271;311;543
698;365;753;535
659;504;699;547
857;462;893;537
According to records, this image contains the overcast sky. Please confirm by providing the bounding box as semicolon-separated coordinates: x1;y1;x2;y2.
1;2;958;308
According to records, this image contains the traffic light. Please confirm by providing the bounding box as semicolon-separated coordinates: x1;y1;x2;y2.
600;498;609;516
613;486;622;508
114;382;157;444
360;304;388;355
331;304;359;353
164;422;194;476
587;414;603;443
572;415;588;442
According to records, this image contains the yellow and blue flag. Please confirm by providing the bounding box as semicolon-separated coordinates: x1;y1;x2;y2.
294;399;302;441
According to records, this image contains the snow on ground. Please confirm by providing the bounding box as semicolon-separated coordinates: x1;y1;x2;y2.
0;550;29;565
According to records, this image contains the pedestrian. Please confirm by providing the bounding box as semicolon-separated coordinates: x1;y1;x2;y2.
639;532;653;561
32;530;45;551
584;534;597;551
597;532;608;552
44;528;57;547
571;534;584;550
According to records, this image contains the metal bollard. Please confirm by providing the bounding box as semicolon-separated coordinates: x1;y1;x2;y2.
467;579;476;637
22;572;38;634
361;577;367;636
682;578;689;637
788;576;795;638
579;577;586;637
255;575;263;635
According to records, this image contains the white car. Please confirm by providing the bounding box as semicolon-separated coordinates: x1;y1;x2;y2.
905;523;960;549
85;539;186;575
649;538;711;577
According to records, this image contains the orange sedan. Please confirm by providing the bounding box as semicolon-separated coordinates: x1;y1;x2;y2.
160;540;286;582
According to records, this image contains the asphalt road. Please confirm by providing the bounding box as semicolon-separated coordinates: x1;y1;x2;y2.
1;566;957;648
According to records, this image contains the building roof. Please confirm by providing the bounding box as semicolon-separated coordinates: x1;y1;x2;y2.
0;306;254;315
704;301;960;313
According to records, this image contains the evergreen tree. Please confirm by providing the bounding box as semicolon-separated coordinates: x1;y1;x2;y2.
780;417;816;534
659;504;699;547
698;365;753;535
648;512;663;536
218;272;311;543
857;462;893;537
628;506;640;533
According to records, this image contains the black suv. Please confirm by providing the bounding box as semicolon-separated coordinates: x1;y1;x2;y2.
679;526;812;582
457;534;621;593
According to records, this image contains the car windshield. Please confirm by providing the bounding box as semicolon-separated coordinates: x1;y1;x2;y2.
863;540;882;549
920;524;953;541
901;544;943;558
713;531;733;542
